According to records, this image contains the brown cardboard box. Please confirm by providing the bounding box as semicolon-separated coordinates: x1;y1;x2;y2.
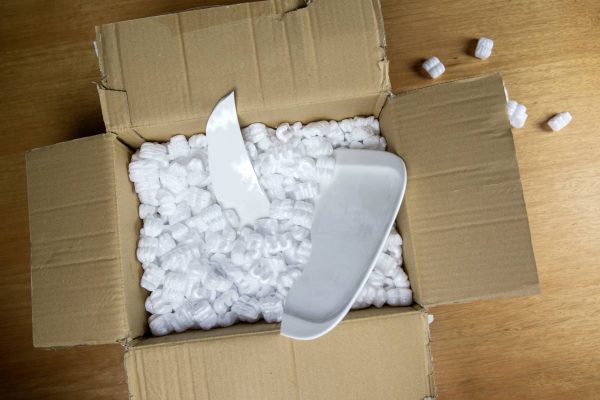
26;0;539;398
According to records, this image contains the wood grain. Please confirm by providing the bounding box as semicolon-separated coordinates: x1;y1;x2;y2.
1;0;599;399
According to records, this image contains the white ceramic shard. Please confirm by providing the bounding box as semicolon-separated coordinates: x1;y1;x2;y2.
206;92;270;226
281;149;407;340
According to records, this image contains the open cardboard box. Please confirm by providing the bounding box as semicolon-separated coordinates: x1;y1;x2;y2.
26;0;539;398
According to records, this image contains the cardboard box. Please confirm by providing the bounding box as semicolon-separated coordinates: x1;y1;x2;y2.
26;0;539;398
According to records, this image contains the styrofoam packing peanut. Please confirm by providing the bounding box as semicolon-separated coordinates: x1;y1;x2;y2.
185;188;212;215
260;293;284;323
275;123;294;143
291;181;319;200
132;117;413;335
186;157;206;172
138;190;159;206
149;313;175;336
186;261;210;286
295;157;317;181
168;222;189;243
163;271;189;294
162;286;185;308
303;137;333;157
213;289;240;315
188;134;208;149
204;268;234;292
159;170;187;194
200;204;226;232
168;203;191;225
249;262;278;285
368;269;386;288
386;245;402;260
386;288;413;306
255;284;275;299
139;142;169;165
260;173;284;193
217;311;238;328
192;300;218;330
474;37;494;60
325;122;345;146
147;289;173;315
547;112;572;132
350;126;373;142
188;285;216;303
362;135;380;150
204;231;230;253
245;142;258;160
160;245;194;272
422;56;445;79
303;121;329;138
255;218;279;236
507;100;528;129
256;136;273;151
315;156;335;181
223;209;240;228
230;240;247;266
129;159;159;183
167;135;191;160
231;295;261;322
386;230;403;249
140;265;165;291
269;199;294;220
375;253;397;276
290;209;312;229
290;226;309;242
172;300;196;333
242;123;268;143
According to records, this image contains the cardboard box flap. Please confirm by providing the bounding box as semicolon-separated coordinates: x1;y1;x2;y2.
26;134;146;347
125;308;434;400
96;0;389;146
380;74;539;306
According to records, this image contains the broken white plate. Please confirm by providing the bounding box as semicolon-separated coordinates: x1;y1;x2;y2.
281;149;407;340
206;91;270;226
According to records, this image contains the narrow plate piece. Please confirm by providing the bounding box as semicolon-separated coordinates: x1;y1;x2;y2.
281;149;407;340
206;91;270;226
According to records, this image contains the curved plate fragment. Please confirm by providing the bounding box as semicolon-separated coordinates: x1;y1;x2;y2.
281;149;407;340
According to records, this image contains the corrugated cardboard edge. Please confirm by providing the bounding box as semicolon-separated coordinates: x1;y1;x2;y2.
111;136;147;342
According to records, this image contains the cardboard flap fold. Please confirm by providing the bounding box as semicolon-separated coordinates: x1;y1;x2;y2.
125;308;434;400
96;0;389;145
26;134;145;347
380;74;539;306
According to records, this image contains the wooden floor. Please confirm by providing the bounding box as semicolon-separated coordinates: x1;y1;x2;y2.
1;0;599;398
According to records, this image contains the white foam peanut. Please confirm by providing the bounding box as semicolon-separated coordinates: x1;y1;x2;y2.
149;313;175;336
386;287;413;306
474;37;494;60
422;56;445;79
547;112;572;132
